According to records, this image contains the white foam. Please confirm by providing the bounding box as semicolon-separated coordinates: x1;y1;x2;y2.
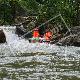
0;26;80;57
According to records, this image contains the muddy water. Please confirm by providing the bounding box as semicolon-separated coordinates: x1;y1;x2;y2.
0;26;80;80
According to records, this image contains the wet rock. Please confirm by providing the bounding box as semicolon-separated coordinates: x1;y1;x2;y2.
57;26;80;47
15;16;36;37
15;25;26;37
0;29;6;43
15;25;32;38
71;26;80;34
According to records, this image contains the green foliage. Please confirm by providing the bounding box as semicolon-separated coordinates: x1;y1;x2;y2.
36;0;79;26
0;0;80;26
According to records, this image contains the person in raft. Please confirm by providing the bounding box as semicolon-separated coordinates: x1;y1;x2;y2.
32;27;40;42
44;28;52;43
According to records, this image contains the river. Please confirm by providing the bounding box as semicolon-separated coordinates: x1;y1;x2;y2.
0;26;80;80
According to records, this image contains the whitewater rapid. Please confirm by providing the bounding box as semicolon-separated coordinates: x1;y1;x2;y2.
0;26;80;57
0;26;80;80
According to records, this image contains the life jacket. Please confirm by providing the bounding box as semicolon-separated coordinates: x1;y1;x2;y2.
33;28;39;38
44;31;52;41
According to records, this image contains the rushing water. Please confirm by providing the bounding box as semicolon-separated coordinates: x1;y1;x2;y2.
0;26;80;80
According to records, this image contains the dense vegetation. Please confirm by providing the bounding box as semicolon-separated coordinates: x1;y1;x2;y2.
0;0;80;27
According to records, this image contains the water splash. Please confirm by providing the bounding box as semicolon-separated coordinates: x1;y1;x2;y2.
0;26;80;56
0;26;80;80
